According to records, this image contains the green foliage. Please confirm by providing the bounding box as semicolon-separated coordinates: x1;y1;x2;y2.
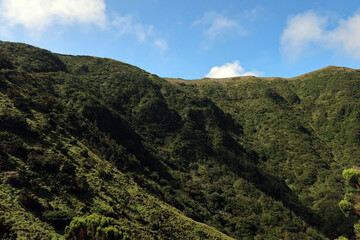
195;228;207;239
2;41;360;239
338;168;360;222
42;210;74;229
354;221;360;238
338;168;360;238
64;214;129;240
339;200;352;217
343;169;360;187
334;236;349;240
0;40;67;72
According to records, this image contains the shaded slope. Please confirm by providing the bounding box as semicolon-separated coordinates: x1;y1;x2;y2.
56;53;324;239
0;41;343;239
0;59;233;239
167;66;360;239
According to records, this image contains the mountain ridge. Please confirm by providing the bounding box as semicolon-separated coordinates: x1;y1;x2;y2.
165;65;359;85
0;40;358;239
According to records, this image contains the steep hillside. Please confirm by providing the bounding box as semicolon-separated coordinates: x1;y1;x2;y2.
167;66;360;238
0;41;357;239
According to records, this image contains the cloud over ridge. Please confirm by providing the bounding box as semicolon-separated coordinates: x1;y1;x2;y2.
206;61;262;78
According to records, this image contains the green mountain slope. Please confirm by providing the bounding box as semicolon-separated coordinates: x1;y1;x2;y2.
167;67;360;238
0;41;357;239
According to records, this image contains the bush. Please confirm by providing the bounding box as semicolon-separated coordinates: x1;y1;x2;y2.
42;210;74;229
339;200;352;217
195;228;207;239
343;169;360;187
334;236;349;240
354;221;360;238
64;213;130;240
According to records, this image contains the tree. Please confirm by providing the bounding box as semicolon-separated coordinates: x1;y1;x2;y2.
338;168;360;239
64;213;130;240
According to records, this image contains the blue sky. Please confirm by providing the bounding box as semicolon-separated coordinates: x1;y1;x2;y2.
0;0;359;79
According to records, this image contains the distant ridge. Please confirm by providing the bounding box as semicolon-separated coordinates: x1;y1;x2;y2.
166;66;359;85
293;65;360;79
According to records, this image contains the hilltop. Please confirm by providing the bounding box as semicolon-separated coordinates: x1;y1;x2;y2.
0;41;359;239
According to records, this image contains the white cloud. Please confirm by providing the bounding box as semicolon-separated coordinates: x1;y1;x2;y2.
281;10;360;60
205;61;263;78
193;11;246;39
0;0;168;53
0;0;106;35
154;39;168;53
281;11;326;61
329;14;360;58
112;14;153;43
112;14;168;53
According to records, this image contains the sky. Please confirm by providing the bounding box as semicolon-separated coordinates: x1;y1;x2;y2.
0;0;360;79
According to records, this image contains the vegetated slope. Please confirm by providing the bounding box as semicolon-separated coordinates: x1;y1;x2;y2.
0;43;235;240
0;41;351;239
167;66;360;239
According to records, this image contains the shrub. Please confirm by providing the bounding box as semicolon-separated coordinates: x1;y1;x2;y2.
354;221;360;238
334;236;349;240
64;213;130;240
42;210;74;229
342;169;360;187
339;200;352;217
195;228;207;239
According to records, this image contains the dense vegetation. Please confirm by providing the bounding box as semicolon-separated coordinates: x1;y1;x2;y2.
0;41;359;239
336;168;360;239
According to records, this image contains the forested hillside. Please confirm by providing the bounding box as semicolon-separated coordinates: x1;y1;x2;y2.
0;41;359;239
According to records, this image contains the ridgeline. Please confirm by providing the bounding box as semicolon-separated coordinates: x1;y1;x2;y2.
0;41;359;239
